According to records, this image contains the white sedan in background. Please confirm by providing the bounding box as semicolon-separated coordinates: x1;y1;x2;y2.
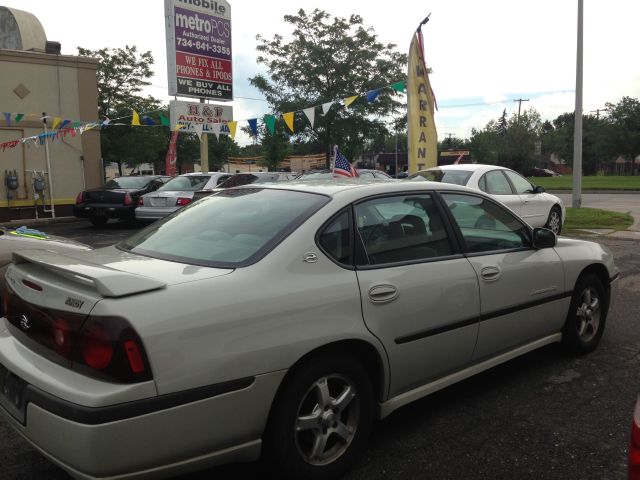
0;180;616;480
409;164;566;234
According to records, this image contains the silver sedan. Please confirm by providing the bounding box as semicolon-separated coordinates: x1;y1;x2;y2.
135;172;232;221
0;180;617;480
409;164;566;234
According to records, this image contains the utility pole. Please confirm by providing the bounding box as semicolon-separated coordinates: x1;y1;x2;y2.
589;108;606;119
572;0;584;209
445;132;455;147
514;98;529;119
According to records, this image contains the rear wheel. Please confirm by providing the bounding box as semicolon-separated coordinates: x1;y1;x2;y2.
265;353;374;480
89;216;108;227
562;273;607;354
545;206;562;235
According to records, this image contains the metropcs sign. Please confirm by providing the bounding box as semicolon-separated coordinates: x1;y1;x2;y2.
164;0;233;101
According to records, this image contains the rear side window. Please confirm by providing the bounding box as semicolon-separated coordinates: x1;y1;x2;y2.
409;169;473;186
120;188;329;267
355;194;453;266
504;170;534;194
482;170;513;195
318;210;352;265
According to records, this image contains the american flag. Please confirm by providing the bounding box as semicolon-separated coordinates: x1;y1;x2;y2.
333;147;359;177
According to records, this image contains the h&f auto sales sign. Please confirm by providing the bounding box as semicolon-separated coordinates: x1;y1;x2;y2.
164;0;232;101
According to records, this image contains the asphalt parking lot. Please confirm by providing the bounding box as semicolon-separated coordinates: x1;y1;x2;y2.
1;219;639;480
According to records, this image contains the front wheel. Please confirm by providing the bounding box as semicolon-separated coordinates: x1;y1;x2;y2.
545;206;562;235
265;353;374;480
562;273;608;354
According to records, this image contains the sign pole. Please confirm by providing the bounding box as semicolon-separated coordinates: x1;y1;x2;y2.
199;98;209;173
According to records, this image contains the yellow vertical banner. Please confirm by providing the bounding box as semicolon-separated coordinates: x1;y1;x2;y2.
407;28;437;173
131;111;141;126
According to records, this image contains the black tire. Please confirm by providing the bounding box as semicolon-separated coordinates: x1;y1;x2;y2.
89;216;108;227
265;353;374;480
562;273;608;354
545;206;562;235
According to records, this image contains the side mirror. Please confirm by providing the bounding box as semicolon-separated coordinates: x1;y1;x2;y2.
533;185;545;194
532;227;556;249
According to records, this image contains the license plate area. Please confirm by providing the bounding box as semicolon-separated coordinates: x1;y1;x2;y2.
0;363;27;423
149;198;166;207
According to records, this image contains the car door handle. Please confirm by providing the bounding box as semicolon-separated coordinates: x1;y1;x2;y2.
368;284;399;304
480;265;501;282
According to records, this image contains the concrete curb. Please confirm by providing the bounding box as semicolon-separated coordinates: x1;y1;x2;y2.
0;216;82;228
548;189;640;195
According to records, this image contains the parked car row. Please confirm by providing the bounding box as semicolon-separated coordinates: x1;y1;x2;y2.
0;178;618;480
73;165;565;237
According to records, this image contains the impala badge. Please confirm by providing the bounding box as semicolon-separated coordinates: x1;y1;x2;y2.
19;315;31;331
65;297;85;309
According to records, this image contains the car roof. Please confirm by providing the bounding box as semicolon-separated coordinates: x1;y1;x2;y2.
237;178;476;200
422;164;508;172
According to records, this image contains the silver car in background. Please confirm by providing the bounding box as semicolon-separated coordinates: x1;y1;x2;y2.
409;164;566;234
135;172;232;221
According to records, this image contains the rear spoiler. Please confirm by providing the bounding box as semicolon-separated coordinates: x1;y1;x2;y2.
12;250;166;298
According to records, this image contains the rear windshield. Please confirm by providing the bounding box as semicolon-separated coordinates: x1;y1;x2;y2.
105;177;152;189
218;174;260;188
409;169;473;186
119;188;329;267
159;175;211;191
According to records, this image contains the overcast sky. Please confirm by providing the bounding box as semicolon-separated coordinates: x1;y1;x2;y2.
4;0;639;146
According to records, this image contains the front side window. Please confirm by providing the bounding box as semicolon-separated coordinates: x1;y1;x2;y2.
442;193;530;253
504;170;535;194
120;188;329;267
482;170;513;195
355;194;452;266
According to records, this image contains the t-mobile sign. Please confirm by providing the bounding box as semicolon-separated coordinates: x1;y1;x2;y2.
165;0;233;101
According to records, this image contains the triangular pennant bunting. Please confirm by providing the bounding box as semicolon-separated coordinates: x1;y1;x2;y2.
193;123;204;140
60;119;71;129
210;123;222;140
366;90;380;103
344;96;359;108
131;111;141;126
15;114;24;123
142;116;156;126
303;107;315;128
321;102;334;115
263;114;276;135
390;80;406;93
51;117;61;130
282;112;295;133
247;118;258;137
159;114;170;127
2;113;10;126
227;121;237;139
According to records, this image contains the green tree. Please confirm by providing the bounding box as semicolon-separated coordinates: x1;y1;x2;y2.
469;109;542;173
606;96;640;174
78;45;166;176
249;9;407;164
208;134;240;171
260;125;292;171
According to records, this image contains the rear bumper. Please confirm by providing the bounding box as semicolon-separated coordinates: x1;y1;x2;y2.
135;206;179;220
0;320;285;479
73;204;135;220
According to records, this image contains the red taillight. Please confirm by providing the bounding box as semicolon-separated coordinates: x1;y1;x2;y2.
124;193;133;206
630;399;640;479
53;318;72;357
74;316;152;383
75;191;85;204
80;321;113;370
22;279;43;291
124;340;145;373
176;197;192;207
138;196;144;206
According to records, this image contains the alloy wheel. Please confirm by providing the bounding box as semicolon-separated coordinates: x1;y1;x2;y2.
576;286;601;343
